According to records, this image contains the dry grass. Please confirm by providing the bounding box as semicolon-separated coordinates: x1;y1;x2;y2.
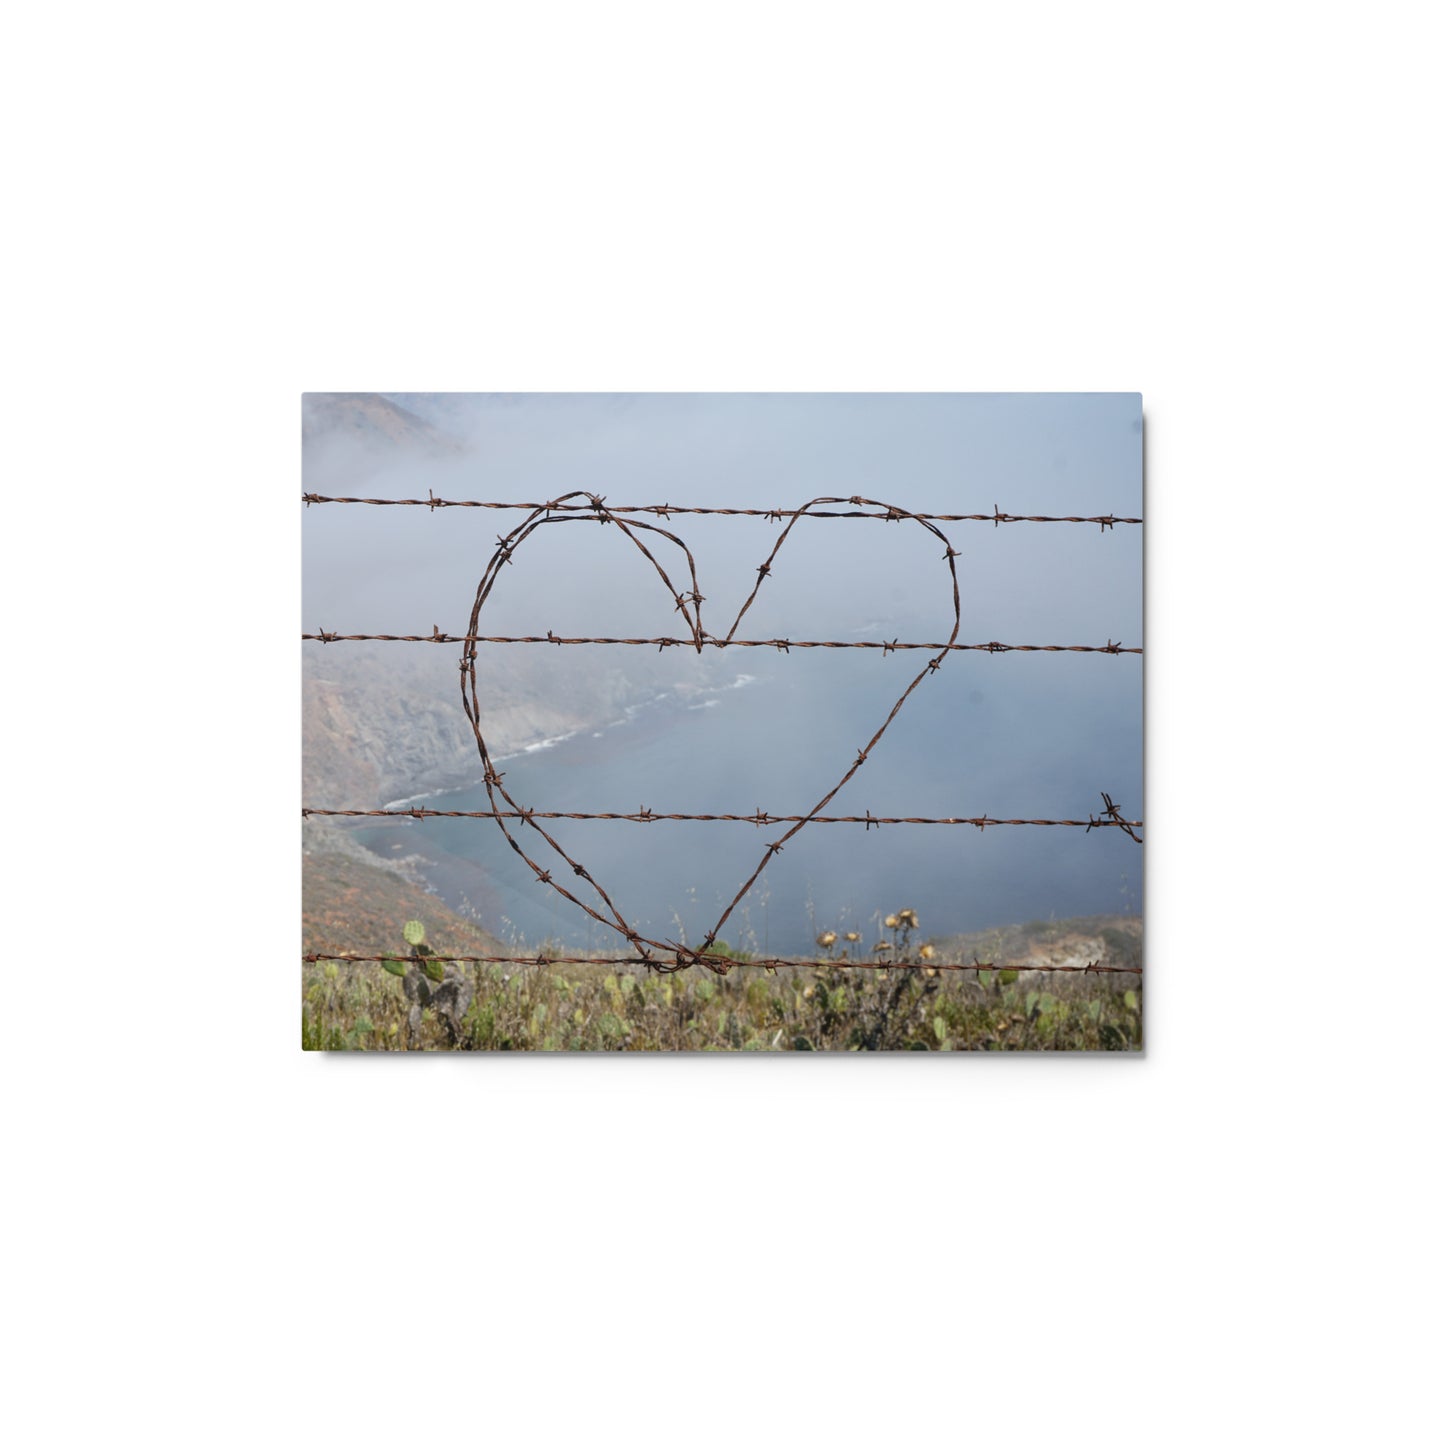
302;914;1142;1052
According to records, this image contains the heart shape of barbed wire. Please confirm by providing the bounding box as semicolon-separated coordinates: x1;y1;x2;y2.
461;491;961;973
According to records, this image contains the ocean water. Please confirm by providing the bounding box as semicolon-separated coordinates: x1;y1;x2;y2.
354;646;1143;957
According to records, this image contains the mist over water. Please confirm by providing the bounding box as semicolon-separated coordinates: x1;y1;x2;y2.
306;393;1143;953
352;642;1141;956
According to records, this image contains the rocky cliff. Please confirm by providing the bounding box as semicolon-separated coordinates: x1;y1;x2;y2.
302;640;703;811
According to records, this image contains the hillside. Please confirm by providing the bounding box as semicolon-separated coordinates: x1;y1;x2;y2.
302;640;708;811
302;393;465;469
302;823;503;959
300;391;491;956
939;913;1143;972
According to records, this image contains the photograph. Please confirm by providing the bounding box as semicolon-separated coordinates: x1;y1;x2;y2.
302;392;1143;1049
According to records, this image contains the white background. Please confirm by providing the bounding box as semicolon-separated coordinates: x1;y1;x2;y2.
4;3;1440;1442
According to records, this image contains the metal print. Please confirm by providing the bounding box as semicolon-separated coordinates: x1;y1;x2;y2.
302;393;1143;1050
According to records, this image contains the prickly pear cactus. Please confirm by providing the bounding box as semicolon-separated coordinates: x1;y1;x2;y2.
386;918;474;1048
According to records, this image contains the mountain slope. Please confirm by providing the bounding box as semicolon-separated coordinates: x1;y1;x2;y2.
303;393;464;463
302;835;504;960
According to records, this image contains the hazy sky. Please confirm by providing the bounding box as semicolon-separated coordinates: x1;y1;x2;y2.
303;393;1142;945
304;392;1141;633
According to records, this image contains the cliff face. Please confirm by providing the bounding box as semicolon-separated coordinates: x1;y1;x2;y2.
303;646;473;810
302;641;701;811
302;821;506;958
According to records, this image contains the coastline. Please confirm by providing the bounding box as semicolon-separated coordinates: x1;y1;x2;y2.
373;671;760;813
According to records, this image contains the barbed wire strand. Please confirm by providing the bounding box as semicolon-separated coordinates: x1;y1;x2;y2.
303;630;1140;654
302;952;1143;975
303;805;1143;830
303;492;1141;528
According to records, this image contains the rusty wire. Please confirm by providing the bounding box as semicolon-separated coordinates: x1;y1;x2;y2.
303;804;1142;830
304;629;1140;654
304;491;1141;528
1089;792;1142;845
306;487;1142;976
302;952;1143;976
453;490;967;972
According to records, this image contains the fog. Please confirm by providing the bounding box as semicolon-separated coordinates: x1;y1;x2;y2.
303;393;1142;951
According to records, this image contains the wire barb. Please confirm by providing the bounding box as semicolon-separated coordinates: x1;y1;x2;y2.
1090;791;1143;845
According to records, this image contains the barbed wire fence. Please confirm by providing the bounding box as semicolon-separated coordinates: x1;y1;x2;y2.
303;489;1142;976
